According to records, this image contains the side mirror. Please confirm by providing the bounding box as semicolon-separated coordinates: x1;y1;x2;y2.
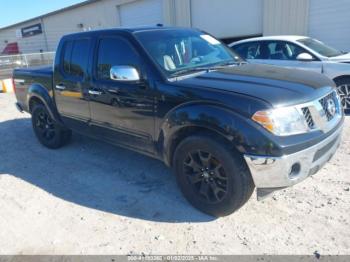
110;65;140;82
296;53;314;62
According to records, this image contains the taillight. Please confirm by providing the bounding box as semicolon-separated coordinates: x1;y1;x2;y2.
12;77;16;93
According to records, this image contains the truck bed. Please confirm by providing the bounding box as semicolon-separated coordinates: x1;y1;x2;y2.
13;66;53;112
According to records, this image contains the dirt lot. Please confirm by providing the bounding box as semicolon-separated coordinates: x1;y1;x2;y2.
0;93;349;255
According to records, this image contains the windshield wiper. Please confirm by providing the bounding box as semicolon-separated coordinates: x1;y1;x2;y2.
170;67;213;77
170;61;245;77
214;60;247;67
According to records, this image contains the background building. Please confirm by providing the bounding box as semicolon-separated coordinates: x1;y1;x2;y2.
0;0;349;55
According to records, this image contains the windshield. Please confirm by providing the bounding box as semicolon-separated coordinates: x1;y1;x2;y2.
297;38;343;57
134;29;242;77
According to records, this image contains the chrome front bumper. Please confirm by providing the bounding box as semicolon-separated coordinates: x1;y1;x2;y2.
244;123;343;189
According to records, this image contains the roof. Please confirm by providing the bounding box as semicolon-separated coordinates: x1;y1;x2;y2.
0;0;98;30
62;26;196;38
229;35;309;46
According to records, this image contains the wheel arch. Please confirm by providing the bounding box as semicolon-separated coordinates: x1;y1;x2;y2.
333;75;350;84
164;125;235;167
158;103;276;167
27;84;63;124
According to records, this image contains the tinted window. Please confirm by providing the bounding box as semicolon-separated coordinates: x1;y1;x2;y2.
62;41;73;74
235;41;315;61
97;37;139;80
267;42;287;60
267;41;309;60
62;39;90;78
234;42;260;59
70;39;90;77
285;42;308;59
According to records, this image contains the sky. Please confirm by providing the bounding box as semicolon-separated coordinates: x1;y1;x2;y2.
0;0;86;28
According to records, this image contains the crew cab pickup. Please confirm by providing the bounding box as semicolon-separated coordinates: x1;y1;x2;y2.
13;27;344;216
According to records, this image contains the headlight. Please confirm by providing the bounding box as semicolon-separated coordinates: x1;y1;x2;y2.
252;107;308;136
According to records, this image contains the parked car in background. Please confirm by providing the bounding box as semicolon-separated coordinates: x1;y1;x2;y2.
229;36;350;113
13;27;344;216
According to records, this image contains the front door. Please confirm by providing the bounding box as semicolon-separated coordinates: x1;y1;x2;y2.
88;35;155;154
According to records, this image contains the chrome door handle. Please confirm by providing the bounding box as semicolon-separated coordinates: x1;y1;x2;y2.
108;88;120;94
55;84;66;90
88;90;102;96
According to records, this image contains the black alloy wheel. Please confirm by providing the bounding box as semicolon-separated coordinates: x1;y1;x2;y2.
35;108;56;141
183;150;228;203
31;104;72;149
173;134;254;217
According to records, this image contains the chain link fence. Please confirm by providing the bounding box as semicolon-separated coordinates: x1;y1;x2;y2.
0;52;55;79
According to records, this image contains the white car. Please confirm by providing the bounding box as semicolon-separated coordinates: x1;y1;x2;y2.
229;36;350;112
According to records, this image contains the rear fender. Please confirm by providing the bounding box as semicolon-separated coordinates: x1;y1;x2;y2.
27;84;63;124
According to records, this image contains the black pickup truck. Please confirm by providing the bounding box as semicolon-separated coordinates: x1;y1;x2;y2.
13;27;344;216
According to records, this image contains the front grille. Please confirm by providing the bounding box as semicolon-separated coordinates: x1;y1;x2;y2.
300;91;341;132
302;107;315;129
319;92;337;121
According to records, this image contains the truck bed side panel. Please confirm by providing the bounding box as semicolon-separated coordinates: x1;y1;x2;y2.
13;66;54;112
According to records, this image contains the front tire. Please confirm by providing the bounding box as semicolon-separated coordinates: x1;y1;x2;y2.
173;135;254;217
335;77;350;113
31;104;71;149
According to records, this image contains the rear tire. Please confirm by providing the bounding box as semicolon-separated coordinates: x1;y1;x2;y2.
31;104;71;149
173;134;254;217
334;77;350;113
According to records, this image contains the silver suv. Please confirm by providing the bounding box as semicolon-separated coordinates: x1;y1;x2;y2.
230;36;350;112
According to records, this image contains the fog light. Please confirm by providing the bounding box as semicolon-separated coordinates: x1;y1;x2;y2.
289;163;301;179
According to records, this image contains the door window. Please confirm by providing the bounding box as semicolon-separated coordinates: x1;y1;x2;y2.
234;42;274;60
96;37;140;80
61;39;90;78
266;41;311;60
234;41;314;61
234;42;261;59
63;41;73;73
285;42;310;60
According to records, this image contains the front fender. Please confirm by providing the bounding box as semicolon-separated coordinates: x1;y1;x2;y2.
323;62;350;80
160;103;280;165
27;84;63;124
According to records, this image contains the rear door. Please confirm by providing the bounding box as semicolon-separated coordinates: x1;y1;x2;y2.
54;38;92;130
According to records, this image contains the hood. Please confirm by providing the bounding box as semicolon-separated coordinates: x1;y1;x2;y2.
327;52;350;62
177;64;335;107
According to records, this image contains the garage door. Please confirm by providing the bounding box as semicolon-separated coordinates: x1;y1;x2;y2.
308;0;350;51
119;0;163;27
191;0;262;39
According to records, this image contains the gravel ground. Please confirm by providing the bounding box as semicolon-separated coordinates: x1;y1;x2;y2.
0;93;349;255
